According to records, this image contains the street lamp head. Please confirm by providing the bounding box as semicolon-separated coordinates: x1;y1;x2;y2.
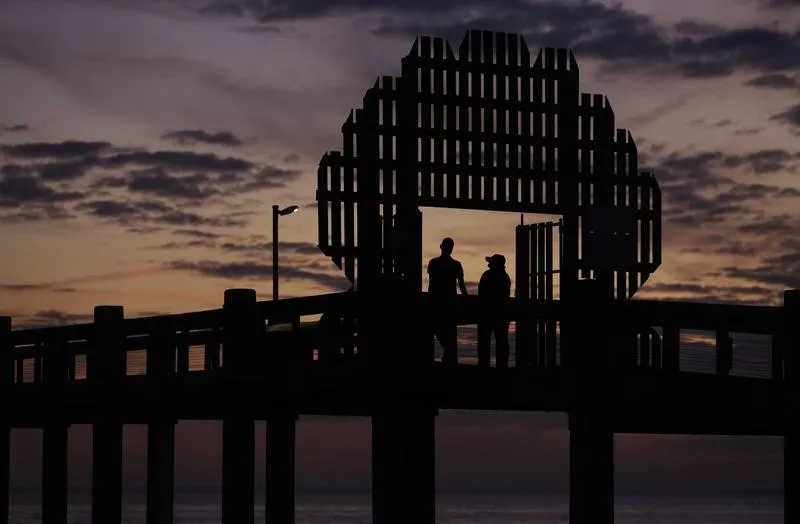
279;205;300;216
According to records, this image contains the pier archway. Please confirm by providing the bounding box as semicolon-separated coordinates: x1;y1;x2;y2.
316;30;662;301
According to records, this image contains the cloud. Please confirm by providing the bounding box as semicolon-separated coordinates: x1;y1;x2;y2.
151;209;248;227
681;236;759;257
224;0;800;80
639;282;776;305
648;147;800;230
36;156;100;181
761;0;800;8
75;198;249;228
22;310;94;327
174;229;222;239
736;214;796;235
91;157;299;200
0;137;301;228
160;129;244;147
104;150;254;172
671;27;800;76
770;103;800;133
0;123;29;133
655;148;800;183
165;259;350;290
673;20;722;37
725;265;800;290
149;239;218;250
744;73;800;90
0;173;84;204
200;0;246;17
0;267;167;294
714;219;800;290
1;140;112;159
220;240;320;256
127;168;218;200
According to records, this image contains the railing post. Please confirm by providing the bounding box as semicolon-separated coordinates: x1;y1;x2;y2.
146;325;176;524
90;305;125;524
662;325;680;373
221;289;258;524
42;334;69;524
784;290;800;524
773;332;784;381
368;278;436;524
715;329;732;377
0;316;11;524
569;279;613;524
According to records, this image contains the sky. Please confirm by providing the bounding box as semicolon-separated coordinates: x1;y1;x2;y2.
1;0;799;497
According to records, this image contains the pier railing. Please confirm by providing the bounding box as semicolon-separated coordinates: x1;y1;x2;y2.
3;291;784;385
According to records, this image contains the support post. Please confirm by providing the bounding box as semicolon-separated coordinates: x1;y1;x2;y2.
0;316;10;524
569;278;614;524
42;335;69;524
265;316;297;524
90;306;125;524
784;290;800;524
265;414;296;524
222;289;259;524
146;327;176;524
368;278;436;524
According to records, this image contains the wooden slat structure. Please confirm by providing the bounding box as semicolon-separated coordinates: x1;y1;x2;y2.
316;30;661;299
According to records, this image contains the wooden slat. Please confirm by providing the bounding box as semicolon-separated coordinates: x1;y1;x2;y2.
543;48;556;206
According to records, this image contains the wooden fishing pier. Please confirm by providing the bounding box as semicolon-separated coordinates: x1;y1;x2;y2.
1;29;794;524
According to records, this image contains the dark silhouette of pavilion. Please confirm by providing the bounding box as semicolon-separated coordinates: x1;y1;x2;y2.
0;29;794;524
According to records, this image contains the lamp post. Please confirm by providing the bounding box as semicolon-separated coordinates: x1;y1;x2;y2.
272;204;299;301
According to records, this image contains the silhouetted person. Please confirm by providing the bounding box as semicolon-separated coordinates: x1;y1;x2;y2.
478;254;511;368
428;237;468;365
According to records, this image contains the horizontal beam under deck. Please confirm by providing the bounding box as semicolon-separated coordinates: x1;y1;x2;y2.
3;364;782;436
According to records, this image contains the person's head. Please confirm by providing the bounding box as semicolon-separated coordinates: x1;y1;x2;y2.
440;237;454;256
485;253;506;270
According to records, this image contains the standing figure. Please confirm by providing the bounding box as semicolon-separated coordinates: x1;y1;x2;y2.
427;237;468;365
478;254;511;368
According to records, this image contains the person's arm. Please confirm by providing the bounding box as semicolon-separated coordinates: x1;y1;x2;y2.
504;274;511;297
457;262;468;295
478;272;487;297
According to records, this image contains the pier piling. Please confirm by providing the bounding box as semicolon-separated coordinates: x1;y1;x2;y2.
785;290;799;524
266;413;296;524
0;316;10;524
221;289;258;524
569;279;614;524
146;327;177;524
42;335;69;524
369;280;436;524
90;306;125;524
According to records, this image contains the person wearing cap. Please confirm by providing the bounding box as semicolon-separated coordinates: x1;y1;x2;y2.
478;253;511;368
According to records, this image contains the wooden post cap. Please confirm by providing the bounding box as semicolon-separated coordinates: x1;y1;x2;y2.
224;288;257;306
785;290;800;308
93;306;124;322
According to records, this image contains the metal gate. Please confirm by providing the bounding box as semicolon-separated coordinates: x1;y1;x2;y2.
515;220;561;368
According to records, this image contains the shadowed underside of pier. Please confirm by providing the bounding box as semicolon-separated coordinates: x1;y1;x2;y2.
3;364;784;435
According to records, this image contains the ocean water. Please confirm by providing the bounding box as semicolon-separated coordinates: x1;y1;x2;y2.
8;492;783;523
